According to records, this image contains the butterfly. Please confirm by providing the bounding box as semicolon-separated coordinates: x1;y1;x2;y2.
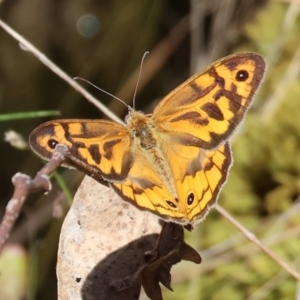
29;53;265;225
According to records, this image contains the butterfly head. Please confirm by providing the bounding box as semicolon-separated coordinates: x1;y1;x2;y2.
125;107;147;126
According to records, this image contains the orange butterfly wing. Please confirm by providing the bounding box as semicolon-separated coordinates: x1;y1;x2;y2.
152;53;265;149
29;119;133;182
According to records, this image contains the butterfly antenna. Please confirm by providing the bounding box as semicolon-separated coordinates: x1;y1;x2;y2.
132;51;149;109
73;77;129;108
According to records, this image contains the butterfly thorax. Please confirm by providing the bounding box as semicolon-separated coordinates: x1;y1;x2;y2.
127;110;178;199
128;112;156;149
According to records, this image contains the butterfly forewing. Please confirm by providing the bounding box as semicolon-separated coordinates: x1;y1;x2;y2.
29;119;133;181
152;53;265;149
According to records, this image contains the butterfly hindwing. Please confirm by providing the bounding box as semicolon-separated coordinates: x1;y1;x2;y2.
111;152;187;221
111;137;232;224
183;142;232;222
159;136;232;223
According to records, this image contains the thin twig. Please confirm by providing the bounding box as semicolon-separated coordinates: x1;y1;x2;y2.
247;255;300;300
0;19;122;124
216;204;300;281
0;144;69;253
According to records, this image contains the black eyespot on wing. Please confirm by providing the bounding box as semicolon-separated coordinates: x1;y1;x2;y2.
48;139;58;149
187;193;195;205
166;200;177;208
235;70;249;82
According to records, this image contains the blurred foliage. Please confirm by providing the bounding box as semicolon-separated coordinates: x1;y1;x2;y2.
183;1;300;300
1;0;300;299
0;244;28;300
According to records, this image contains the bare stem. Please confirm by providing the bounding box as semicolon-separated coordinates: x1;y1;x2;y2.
0;18;122;124
216;204;300;281
0;144;69;253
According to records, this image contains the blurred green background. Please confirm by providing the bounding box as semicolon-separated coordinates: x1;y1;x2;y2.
1;0;300;299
